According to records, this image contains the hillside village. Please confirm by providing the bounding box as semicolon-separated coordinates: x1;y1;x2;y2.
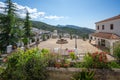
0;0;120;80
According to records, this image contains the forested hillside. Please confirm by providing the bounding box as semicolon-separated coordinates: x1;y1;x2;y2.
32;21;95;37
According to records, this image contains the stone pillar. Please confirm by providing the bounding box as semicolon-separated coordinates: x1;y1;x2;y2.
21;47;25;51
29;39;32;44
74;48;78;55
110;41;114;55
95;38;98;45
22;42;24;47
34;37;37;42
7;45;12;53
89;34;92;40
17;42;20;47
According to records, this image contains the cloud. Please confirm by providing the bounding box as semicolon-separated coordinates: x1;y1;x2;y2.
0;1;65;20
13;2;45;19
0;2;5;7
44;15;64;20
30;12;45;19
0;2;6;13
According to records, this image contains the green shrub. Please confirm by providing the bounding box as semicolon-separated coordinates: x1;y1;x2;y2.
42;34;46;41
74;62;84;68
71;69;95;80
83;53;93;68
114;44;120;63
83;52;109;69
1;48;50;80
108;61;120;68
69;52;76;60
0;67;4;75
41;48;50;55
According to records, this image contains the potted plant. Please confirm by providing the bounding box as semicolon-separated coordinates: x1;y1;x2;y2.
55;62;61;68
63;59;70;68
55;59;61;68
69;52;76;60
13;45;17;49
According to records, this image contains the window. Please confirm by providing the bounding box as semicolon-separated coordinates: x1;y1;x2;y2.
97;25;99;30
110;24;114;30
102;25;104;30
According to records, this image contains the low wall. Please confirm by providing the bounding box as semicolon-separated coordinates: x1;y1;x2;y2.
47;67;120;80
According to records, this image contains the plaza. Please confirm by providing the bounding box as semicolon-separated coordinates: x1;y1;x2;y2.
38;38;102;54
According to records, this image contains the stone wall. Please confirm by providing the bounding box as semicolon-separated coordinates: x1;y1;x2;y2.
47;67;120;80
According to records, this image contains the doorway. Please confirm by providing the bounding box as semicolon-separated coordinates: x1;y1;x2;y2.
101;39;105;46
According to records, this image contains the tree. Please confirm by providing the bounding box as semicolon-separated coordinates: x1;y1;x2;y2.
0;0;18;53
23;10;32;45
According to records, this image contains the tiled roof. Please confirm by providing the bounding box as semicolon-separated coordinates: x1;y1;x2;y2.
95;15;120;24
91;32;120;39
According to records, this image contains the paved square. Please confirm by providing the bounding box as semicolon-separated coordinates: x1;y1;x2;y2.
38;38;102;54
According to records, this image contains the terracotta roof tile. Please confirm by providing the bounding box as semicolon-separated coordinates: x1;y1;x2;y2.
91;32;120;39
95;15;120;24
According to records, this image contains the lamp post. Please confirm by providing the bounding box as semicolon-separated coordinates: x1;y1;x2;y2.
75;36;78;55
75;36;77;49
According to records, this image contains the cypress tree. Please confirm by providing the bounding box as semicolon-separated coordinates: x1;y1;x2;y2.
23;10;32;46
0;0;18;53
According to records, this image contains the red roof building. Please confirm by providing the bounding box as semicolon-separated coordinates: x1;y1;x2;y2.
90;15;120;54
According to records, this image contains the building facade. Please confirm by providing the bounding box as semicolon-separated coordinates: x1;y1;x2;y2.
90;15;120;54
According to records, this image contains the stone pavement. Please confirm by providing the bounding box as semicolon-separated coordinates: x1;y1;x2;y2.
38;38;102;54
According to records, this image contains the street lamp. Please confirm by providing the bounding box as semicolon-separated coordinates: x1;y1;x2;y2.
75;36;78;55
75;36;77;49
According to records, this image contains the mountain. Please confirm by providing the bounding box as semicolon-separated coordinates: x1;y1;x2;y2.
32;21;58;32
57;25;80;29
32;21;95;37
57;25;94;33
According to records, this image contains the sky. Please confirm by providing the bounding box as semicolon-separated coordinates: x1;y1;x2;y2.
0;0;120;29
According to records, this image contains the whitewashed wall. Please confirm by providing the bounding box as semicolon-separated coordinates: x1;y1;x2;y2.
96;19;120;36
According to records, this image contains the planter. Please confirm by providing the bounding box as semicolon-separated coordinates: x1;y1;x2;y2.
55;63;61;69
3;58;7;62
63;63;69;68
13;45;17;49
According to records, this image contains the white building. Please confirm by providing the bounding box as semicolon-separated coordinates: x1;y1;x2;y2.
90;15;120;54
52;30;58;38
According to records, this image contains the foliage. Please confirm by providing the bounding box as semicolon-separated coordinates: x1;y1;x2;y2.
71;69;95;80
23;11;32;38
61;59;70;68
41;48;50;54
113;44;120;63
69;52;76;60
22;37;29;45
0;67;5;75
23;11;32;46
73;62;84;68
83;52;109;69
0;0;19;52
83;53;94;68
41;48;50;57
1;48;50;80
31;37;35;42
108;61;120;68
42;34;46;41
